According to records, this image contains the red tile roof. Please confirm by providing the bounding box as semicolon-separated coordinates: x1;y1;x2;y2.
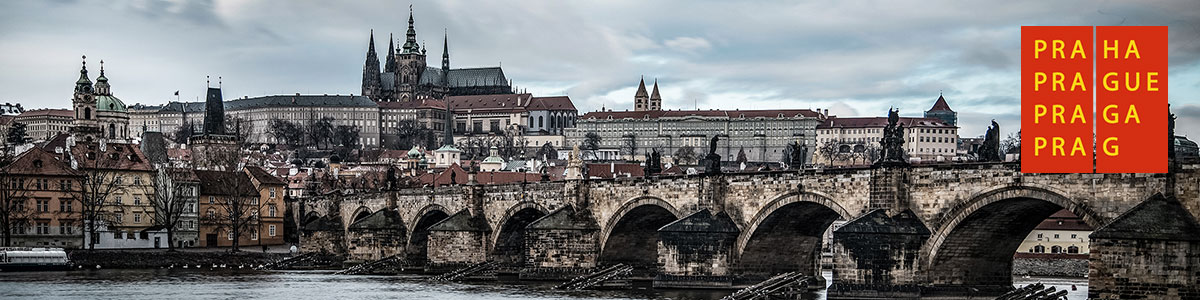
447;93;533;113
527;96;577;111
70;142;153;171
2;147;82;177
245;166;286;185
928;95;953;112
580;109;821;120
16;109;73;118
377;99;447;110
818;116;955;129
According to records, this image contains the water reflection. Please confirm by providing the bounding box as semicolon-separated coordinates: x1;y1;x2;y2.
0;269;1085;300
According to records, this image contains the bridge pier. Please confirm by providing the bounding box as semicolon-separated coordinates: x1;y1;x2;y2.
425;209;491;273
1088;194;1200;300
653;209;741;288
519;205;602;280
827;209;928;299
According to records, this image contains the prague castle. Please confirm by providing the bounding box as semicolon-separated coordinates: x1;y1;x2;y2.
360;7;513;102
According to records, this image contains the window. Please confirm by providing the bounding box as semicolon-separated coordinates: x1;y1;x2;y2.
209;196;215;204
269;225;277;237
1071;234;1077;239
36;222;50;235
59;222;73;235
228;230;234;240
269;205;277;217
269;188;276;199
207;208;215;219
1051;245;1063;254
133;196;141;206
251;228;259;240
1032;245;1045;253
60;199;73;212
36;199;49;212
1067;246;1080;254
133;176;142;185
1054;234;1060;239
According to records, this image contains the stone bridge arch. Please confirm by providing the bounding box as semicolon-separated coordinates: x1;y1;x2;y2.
734;190;852;281
490;201;550;265
406;204;452;264
346;206;373;229
597;196;682;273
921;185;1106;290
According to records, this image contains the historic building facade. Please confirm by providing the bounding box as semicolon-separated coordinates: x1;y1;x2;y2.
361;8;512;103
15;109;74;143
566;80;821;163
1;147;85;248
814;96;960;166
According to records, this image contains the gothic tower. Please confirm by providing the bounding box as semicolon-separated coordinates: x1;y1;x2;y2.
361;30;382;100
385;33;397;73
395;6;428;102
649;79;662;111
442;31;450;86
634;77;649;111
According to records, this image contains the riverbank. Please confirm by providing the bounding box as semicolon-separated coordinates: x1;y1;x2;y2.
1012;254;1088;277
68;249;290;269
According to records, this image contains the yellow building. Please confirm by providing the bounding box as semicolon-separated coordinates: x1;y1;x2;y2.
1018;209;1092;255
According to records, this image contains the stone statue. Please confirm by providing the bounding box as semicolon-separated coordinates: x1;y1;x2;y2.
787;141;807;169
644;149;663;176
709;135;719;155
705;136;723;174
979;120;1001;162
876;108;908;166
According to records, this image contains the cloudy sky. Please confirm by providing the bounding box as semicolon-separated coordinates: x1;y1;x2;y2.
1;0;1198;137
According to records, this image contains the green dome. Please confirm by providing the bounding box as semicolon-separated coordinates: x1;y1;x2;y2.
408;148;422;158
96;95;127;112
483;155;504;164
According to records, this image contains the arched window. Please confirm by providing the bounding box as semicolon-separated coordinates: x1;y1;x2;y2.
1067;245;1080;254
1032;245;1045;253
1051;245;1063;254
538;116;544;128
84;107;91;120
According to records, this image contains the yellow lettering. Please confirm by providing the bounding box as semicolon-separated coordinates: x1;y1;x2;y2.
1035;105;1047;124
1147;72;1159;91
1072;40;1087;59
1034;40;1047;59
1103;40;1118;59
1125;105;1140;124
1053;105;1065;123
1035;137;1046;156
1053;40;1065;59
1125;40;1140;59
1103;72;1118;91
1053;72;1065;91
1073;138;1086;156
1072;105;1087;124
1103;137;1119;156
1035;72;1047;91
1103;105;1119;124
1053;137;1066;156
1072;72;1086;91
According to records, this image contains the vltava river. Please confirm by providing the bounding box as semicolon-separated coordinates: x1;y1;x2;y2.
0;269;1087;299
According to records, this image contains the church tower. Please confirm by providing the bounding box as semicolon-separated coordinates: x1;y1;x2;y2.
649;79;662;111
71;56;102;142
395;6;428;102
361;30;382;100
633;77;649;111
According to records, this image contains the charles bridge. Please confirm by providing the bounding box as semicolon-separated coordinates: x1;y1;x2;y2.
297;161;1200;299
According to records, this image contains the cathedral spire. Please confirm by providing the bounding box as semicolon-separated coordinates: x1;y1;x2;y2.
75;55;93;93
402;5;419;54
442;30;450;71
362;30;382;99
650;78;660;99
385;33;396;72
635;76;649;98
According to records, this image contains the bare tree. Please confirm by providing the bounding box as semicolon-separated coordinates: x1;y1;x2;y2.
269;118;305;147
0;153;32;247
70;145;126;250
583;132;602;160
199;139;265;252
1001;131;1021;157
144;167;189;251
308;117;335;149
818;140;840;166
226;114;253;143
536;142;558;160
513;135;529;159
673;146;698;165
622;134;638;161
172;121;195;145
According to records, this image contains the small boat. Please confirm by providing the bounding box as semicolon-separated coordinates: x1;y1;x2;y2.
0;247;71;272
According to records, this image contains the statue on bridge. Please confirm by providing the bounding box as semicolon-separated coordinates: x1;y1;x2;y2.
786;141;807;169
875;108;909;166
978;120;1002;162
644;148;663;176
705;136;723;174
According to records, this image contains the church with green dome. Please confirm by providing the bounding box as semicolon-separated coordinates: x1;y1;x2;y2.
71;56;131;143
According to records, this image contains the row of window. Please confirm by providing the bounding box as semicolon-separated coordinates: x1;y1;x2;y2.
1029;245;1082;254
10;221;75;235
224;225;277;240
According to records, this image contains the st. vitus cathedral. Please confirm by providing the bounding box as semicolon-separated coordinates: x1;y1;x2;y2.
361;7;514;102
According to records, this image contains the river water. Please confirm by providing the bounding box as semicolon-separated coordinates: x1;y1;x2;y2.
0;269;1087;300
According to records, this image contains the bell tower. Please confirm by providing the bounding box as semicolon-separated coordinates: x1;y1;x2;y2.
71;55;102;142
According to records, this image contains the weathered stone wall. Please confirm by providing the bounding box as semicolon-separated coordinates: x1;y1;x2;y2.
346;229;405;262
655;231;738;288
1089;239;1200;299
521;228;599;279
1011;256;1087;277
426;230;487;268
300;231;344;254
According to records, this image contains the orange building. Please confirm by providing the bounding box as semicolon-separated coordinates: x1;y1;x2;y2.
195;168;285;248
1;147;84;248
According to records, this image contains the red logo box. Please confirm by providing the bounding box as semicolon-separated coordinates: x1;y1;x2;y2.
1021;26;1094;173
1095;26;1168;173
